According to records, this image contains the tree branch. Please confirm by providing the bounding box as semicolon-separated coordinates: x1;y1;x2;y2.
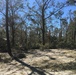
27;5;41;17
45;2;68;20
35;0;40;8
0;10;6;16
44;0;52;10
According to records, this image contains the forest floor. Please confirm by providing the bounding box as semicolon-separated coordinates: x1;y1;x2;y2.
0;49;76;75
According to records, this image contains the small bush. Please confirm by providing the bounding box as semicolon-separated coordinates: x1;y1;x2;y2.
40;43;50;50
17;53;26;59
57;41;66;48
31;43;40;49
44;43;50;49
40;44;45;50
67;41;76;49
0;38;7;52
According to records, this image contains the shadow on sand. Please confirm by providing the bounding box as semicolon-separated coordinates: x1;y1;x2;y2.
10;56;53;75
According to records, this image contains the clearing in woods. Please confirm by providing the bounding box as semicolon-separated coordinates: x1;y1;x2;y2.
0;49;76;75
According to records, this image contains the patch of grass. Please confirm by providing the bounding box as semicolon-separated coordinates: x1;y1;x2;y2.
0;53;12;63
40;62;76;71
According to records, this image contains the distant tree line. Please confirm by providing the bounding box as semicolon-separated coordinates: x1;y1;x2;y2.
0;0;76;53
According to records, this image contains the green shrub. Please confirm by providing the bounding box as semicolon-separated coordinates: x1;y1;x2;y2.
67;41;76;49
31;43;40;49
44;43;50;49
40;44;44;50
0;38;7;52
40;43;50;50
57;41;66;48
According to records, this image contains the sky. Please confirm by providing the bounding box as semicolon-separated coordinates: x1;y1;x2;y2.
0;0;76;27
28;0;76;16
0;0;76;18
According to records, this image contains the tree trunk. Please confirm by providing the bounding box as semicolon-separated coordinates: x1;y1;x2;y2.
73;30;76;42
6;0;12;56
11;21;15;47
11;9;15;47
42;5;45;45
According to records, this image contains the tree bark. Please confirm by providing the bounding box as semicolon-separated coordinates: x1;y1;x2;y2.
42;4;45;45
6;0;12;56
11;8;15;47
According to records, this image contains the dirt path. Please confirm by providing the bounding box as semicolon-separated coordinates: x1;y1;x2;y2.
0;49;76;75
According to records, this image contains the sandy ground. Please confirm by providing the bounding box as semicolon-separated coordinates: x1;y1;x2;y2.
0;49;76;75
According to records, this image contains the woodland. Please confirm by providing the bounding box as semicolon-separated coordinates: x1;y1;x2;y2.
0;0;76;75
